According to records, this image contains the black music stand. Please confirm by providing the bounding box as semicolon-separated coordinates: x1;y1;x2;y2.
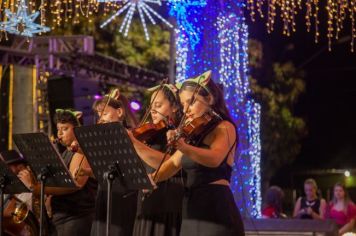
74;122;154;236
13;133;77;236
0;158;30;236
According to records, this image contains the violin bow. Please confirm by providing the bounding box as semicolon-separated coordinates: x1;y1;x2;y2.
139;78;168;126
74;88;118;181
97;88;119;123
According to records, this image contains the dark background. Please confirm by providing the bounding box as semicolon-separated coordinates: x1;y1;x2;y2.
246;11;356;184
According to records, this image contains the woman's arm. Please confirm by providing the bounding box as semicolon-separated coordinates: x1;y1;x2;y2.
153;150;183;182
293;197;302;218
18;152;90;196
18;169;78;196
69;152;91;188
176;121;237;168
312;199;326;219
128;131;168;169
338;218;355;235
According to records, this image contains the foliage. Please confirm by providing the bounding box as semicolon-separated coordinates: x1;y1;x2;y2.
248;39;307;190
50;15;171;74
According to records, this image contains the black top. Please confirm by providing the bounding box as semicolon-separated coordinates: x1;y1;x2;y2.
137;127;185;215
143;127;169;173
300;197;321;219
51;150;97;220
181;119;233;188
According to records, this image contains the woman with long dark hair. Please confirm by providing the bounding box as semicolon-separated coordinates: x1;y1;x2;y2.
262;186;286;218
153;71;245;236
130;84;185;236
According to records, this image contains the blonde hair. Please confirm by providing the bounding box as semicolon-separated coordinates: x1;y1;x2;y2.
304;178;318;190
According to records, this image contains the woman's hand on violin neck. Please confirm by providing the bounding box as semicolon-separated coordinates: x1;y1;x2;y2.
166;129;188;151
127;129;135;141
174;137;189;152
127;129;141;147
166;129;177;143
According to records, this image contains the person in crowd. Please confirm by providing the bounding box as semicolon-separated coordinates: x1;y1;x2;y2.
327;183;356;235
293;178;326;219
262;185;287;219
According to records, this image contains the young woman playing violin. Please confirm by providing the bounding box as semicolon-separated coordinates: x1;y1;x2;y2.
18;109;97;236
89;92;139;236
154;71;245;236
130;84;185;236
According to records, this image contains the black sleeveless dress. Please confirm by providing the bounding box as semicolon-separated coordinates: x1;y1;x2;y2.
133;129;185;236
51;150;97;236
180;120;245;236
90;184;138;236
87;121;139;236
300;197;321;219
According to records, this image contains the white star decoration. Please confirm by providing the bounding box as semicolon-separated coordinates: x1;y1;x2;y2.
99;0;173;40
0;0;50;37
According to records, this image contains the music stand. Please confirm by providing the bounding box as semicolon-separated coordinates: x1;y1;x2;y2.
13;133;77;236
0;158;30;236
74;122;154;236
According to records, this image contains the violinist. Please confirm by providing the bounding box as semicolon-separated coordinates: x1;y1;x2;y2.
18;109;97;236
154;71;245;236
89;92;139;236
130;84;185;236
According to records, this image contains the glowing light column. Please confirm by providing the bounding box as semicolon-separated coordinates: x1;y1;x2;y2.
169;0;262;217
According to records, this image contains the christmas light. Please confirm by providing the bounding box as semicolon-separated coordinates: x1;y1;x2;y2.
167;0;207;49
100;0;173;40
170;0;262;218
0;0;50;37
247;0;356;52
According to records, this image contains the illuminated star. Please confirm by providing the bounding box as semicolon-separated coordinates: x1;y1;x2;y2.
99;0;173;40
0;0;50;37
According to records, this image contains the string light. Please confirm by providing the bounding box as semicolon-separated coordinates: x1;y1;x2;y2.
247;0;356;51
217;11;261;218
100;0;173;40
170;0;262;218
167;0;207;49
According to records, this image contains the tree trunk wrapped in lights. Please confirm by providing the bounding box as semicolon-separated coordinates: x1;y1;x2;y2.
168;0;262;218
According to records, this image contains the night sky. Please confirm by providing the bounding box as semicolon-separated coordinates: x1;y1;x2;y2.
246;12;356;173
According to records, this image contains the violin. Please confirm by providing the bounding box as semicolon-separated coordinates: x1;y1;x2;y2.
132;119;167;142
172;111;221;145
52;137;79;152
52;137;61;145
181;113;215;139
